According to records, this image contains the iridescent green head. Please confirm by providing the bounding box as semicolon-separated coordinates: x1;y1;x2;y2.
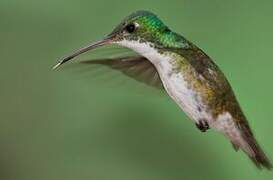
110;11;188;49
53;10;188;69
110;11;169;42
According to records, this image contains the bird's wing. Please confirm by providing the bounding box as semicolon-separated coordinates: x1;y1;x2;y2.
80;56;164;89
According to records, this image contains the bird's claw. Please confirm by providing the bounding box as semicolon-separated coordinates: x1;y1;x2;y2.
196;119;210;132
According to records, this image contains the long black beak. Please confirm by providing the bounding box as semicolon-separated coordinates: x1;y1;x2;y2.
53;36;114;69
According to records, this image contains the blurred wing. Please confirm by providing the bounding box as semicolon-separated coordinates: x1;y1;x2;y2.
80;56;164;89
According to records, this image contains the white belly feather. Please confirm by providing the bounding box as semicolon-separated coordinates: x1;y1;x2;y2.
117;40;211;123
156;59;209;122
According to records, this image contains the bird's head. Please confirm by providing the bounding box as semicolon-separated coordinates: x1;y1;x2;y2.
53;10;188;69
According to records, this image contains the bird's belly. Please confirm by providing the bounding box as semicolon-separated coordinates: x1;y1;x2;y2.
156;61;211;123
120;40;212;122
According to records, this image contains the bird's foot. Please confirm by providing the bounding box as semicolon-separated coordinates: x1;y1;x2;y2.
195;119;210;132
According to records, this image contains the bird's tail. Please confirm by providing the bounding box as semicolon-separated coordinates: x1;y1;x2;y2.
230;120;272;170
213;112;272;170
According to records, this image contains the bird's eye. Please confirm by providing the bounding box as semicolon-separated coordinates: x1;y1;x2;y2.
125;23;136;33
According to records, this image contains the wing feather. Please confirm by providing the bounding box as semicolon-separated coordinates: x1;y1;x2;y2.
80;56;164;89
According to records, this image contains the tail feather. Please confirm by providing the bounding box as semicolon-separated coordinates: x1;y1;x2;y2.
214;112;272;170
231;142;239;151
237;122;272;170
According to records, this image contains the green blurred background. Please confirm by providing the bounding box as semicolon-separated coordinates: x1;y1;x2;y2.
1;0;273;179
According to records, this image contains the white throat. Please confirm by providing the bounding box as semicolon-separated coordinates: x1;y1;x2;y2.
116;40;172;65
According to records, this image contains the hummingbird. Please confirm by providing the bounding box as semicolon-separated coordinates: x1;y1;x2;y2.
53;10;272;169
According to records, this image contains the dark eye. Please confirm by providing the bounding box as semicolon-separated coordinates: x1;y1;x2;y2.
125;24;136;33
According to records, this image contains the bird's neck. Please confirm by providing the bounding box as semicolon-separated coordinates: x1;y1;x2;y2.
117;39;187;81
117;39;177;65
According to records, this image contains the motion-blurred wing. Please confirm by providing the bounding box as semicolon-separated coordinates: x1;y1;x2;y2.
81;56;164;89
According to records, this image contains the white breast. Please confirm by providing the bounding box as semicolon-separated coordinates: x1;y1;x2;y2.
116;40;211;122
